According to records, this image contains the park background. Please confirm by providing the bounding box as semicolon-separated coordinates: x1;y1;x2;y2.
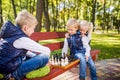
0;0;120;60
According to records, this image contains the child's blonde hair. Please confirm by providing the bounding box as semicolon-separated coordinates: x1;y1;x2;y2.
80;20;93;39
15;9;38;28
66;18;80;30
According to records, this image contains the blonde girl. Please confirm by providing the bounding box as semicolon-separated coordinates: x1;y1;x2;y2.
79;20;93;42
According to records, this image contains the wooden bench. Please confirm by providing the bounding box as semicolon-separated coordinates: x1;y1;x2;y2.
26;32;100;80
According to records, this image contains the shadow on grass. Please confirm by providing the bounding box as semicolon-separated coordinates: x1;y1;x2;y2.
91;44;120;60
91;32;120;60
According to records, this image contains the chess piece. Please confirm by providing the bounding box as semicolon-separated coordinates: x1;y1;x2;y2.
50;55;55;65
52;54;56;65
61;57;66;66
56;54;59;65
59;56;62;66
56;54;58;62
53;54;57;65
64;57;69;65
63;52;66;59
68;54;75;62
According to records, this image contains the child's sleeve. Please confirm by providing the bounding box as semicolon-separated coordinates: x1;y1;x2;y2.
62;38;68;57
26;51;37;57
87;33;92;42
82;36;91;57
13;37;51;57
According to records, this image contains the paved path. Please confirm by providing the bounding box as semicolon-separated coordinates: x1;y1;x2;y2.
52;58;120;80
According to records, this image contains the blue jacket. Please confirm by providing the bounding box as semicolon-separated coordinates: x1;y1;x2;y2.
0;21;27;74
67;31;86;55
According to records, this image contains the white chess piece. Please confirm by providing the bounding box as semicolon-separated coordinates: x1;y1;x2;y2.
50;56;55;65
64;57;69;65
61;58;64;66
54;58;58;65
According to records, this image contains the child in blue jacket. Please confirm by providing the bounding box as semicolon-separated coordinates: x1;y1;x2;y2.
0;10;50;80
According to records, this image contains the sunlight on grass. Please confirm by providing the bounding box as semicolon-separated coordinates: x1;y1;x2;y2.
91;32;120;60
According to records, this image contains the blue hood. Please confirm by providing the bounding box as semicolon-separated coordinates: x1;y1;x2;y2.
0;21;26;39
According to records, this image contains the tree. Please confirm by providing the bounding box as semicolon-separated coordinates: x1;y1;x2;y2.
92;0;96;31
36;0;50;32
43;0;51;32
35;0;44;32
1;0;119;32
102;0;106;33
11;0;17;18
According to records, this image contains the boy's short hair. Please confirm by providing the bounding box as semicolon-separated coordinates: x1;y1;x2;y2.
15;9;38;28
66;18;80;30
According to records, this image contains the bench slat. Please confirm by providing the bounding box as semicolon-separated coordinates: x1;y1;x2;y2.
30;32;66;41
43;42;64;51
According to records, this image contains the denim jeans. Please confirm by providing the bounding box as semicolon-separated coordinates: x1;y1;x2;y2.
12;53;49;80
74;53;97;80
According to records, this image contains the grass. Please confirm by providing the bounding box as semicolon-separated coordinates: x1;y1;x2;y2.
39;31;120;60
91;32;120;60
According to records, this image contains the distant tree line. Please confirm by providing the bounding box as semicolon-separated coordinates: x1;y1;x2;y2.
0;0;119;33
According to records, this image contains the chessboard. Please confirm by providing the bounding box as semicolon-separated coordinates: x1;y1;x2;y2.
50;53;80;70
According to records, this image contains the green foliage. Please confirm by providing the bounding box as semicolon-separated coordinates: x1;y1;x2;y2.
1;0;119;32
2;0;14;22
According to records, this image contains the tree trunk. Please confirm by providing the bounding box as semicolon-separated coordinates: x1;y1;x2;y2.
67;0;70;20
76;0;78;19
103;0;106;33
92;0;96;31
11;0;17;18
20;0;22;9
117;1;120;34
35;0;44;32
51;1;56;31
63;0;65;29
0;0;3;28
54;0;58;31
26;0;28;10
43;0;50;32
31;0;36;14
117;19;120;34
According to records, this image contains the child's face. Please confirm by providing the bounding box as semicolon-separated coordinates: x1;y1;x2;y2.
80;26;88;35
67;27;77;35
22;25;36;36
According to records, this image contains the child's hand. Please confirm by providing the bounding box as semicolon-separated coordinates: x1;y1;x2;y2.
46;61;52;69
85;55;89;62
65;33;70;38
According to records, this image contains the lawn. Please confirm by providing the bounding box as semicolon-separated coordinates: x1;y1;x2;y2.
91;32;120;60
39;31;120;60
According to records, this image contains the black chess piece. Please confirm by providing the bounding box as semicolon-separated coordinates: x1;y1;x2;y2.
56;54;59;62
53;54;56;62
59;56;62;66
50;55;53;62
63;52;66;59
68;54;75;62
